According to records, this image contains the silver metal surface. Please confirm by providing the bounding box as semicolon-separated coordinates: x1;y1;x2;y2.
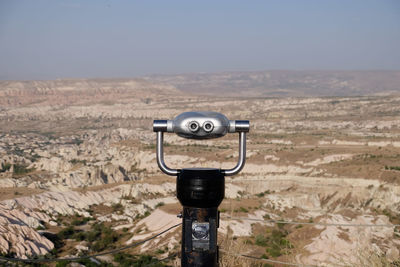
153;120;168;132
222;132;246;176
156;131;179;176
153;112;249;139
188;121;200;133
202;121;214;133
153;111;249;176
234;120;250;132
171;111;230;140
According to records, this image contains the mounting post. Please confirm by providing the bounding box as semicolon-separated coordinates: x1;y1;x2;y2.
153;112;249;267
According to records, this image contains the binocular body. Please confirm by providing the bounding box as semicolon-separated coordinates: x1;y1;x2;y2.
153;111;249;140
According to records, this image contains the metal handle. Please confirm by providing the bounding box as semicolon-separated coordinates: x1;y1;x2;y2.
155;131;246;176
156;131;180;176
222;132;246;176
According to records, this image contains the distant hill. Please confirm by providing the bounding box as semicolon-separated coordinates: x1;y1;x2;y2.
1;71;399;107
143;70;400;97
0;79;179;107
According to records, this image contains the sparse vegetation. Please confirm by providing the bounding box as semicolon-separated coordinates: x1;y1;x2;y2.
72;222;121;252
13;164;34;175
255;234;269;247
263;214;271;220
234;207;249;213
258;229;293;258
155;202;165;208
136;210;151;220
71;216;91;226
385;165;400;171
69;159;87;165
0;162;11;172
256;190;271;198
112;203;124;212
113;252;169;267
57;226;77;240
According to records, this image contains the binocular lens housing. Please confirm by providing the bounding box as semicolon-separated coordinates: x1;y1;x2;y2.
189;121;200;132
203;121;214;132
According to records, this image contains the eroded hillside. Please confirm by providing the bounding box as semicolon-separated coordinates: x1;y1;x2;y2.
0;79;400;266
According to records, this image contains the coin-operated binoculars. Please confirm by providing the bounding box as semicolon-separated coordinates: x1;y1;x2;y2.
153;111;249;267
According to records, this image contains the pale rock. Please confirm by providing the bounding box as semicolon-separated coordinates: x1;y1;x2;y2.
264;193;321;211
304;154;353;166
220;210;271;237
386;247;400;261
299;214;396;266
126;209;181;252
225;183;244;198
264;155;280;161
75;244;89;252
266;139;293;145
0;204;53;257
243;163;313;175
332;139;366;146
33;156;73;173
367;141;392;147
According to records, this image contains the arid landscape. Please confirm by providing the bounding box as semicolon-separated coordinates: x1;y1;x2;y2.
1;71;400;266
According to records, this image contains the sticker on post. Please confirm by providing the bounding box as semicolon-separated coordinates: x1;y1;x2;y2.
192;222;210;250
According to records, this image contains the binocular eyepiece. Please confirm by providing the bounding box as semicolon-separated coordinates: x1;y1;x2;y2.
153;111;249;176
153;111;249;139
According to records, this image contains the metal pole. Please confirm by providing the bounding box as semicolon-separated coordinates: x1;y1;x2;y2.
177;168;224;267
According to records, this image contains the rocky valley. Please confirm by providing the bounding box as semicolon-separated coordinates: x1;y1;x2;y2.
0;73;400;266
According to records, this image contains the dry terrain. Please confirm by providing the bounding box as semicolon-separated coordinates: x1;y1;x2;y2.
0;73;400;266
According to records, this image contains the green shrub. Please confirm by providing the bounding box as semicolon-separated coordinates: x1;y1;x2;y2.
112;203;124;212
87;229;101;242
254;228;294;258
113;253;168;267
55;261;68;267
276;221;286;229
72;231;86;241
256;192;265;197
267;246;282;257
255;234;268;247
385;166;400;171
0;162;11;172
13;164;34;175
71;217;90;226
256;190;271;198
69;159;87;165
239;207;249;213
56;258;111;267
57;226;77;239
155;202;165;208
89;223;120;252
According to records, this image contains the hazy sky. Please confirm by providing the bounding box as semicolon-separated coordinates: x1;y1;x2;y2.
0;0;399;80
